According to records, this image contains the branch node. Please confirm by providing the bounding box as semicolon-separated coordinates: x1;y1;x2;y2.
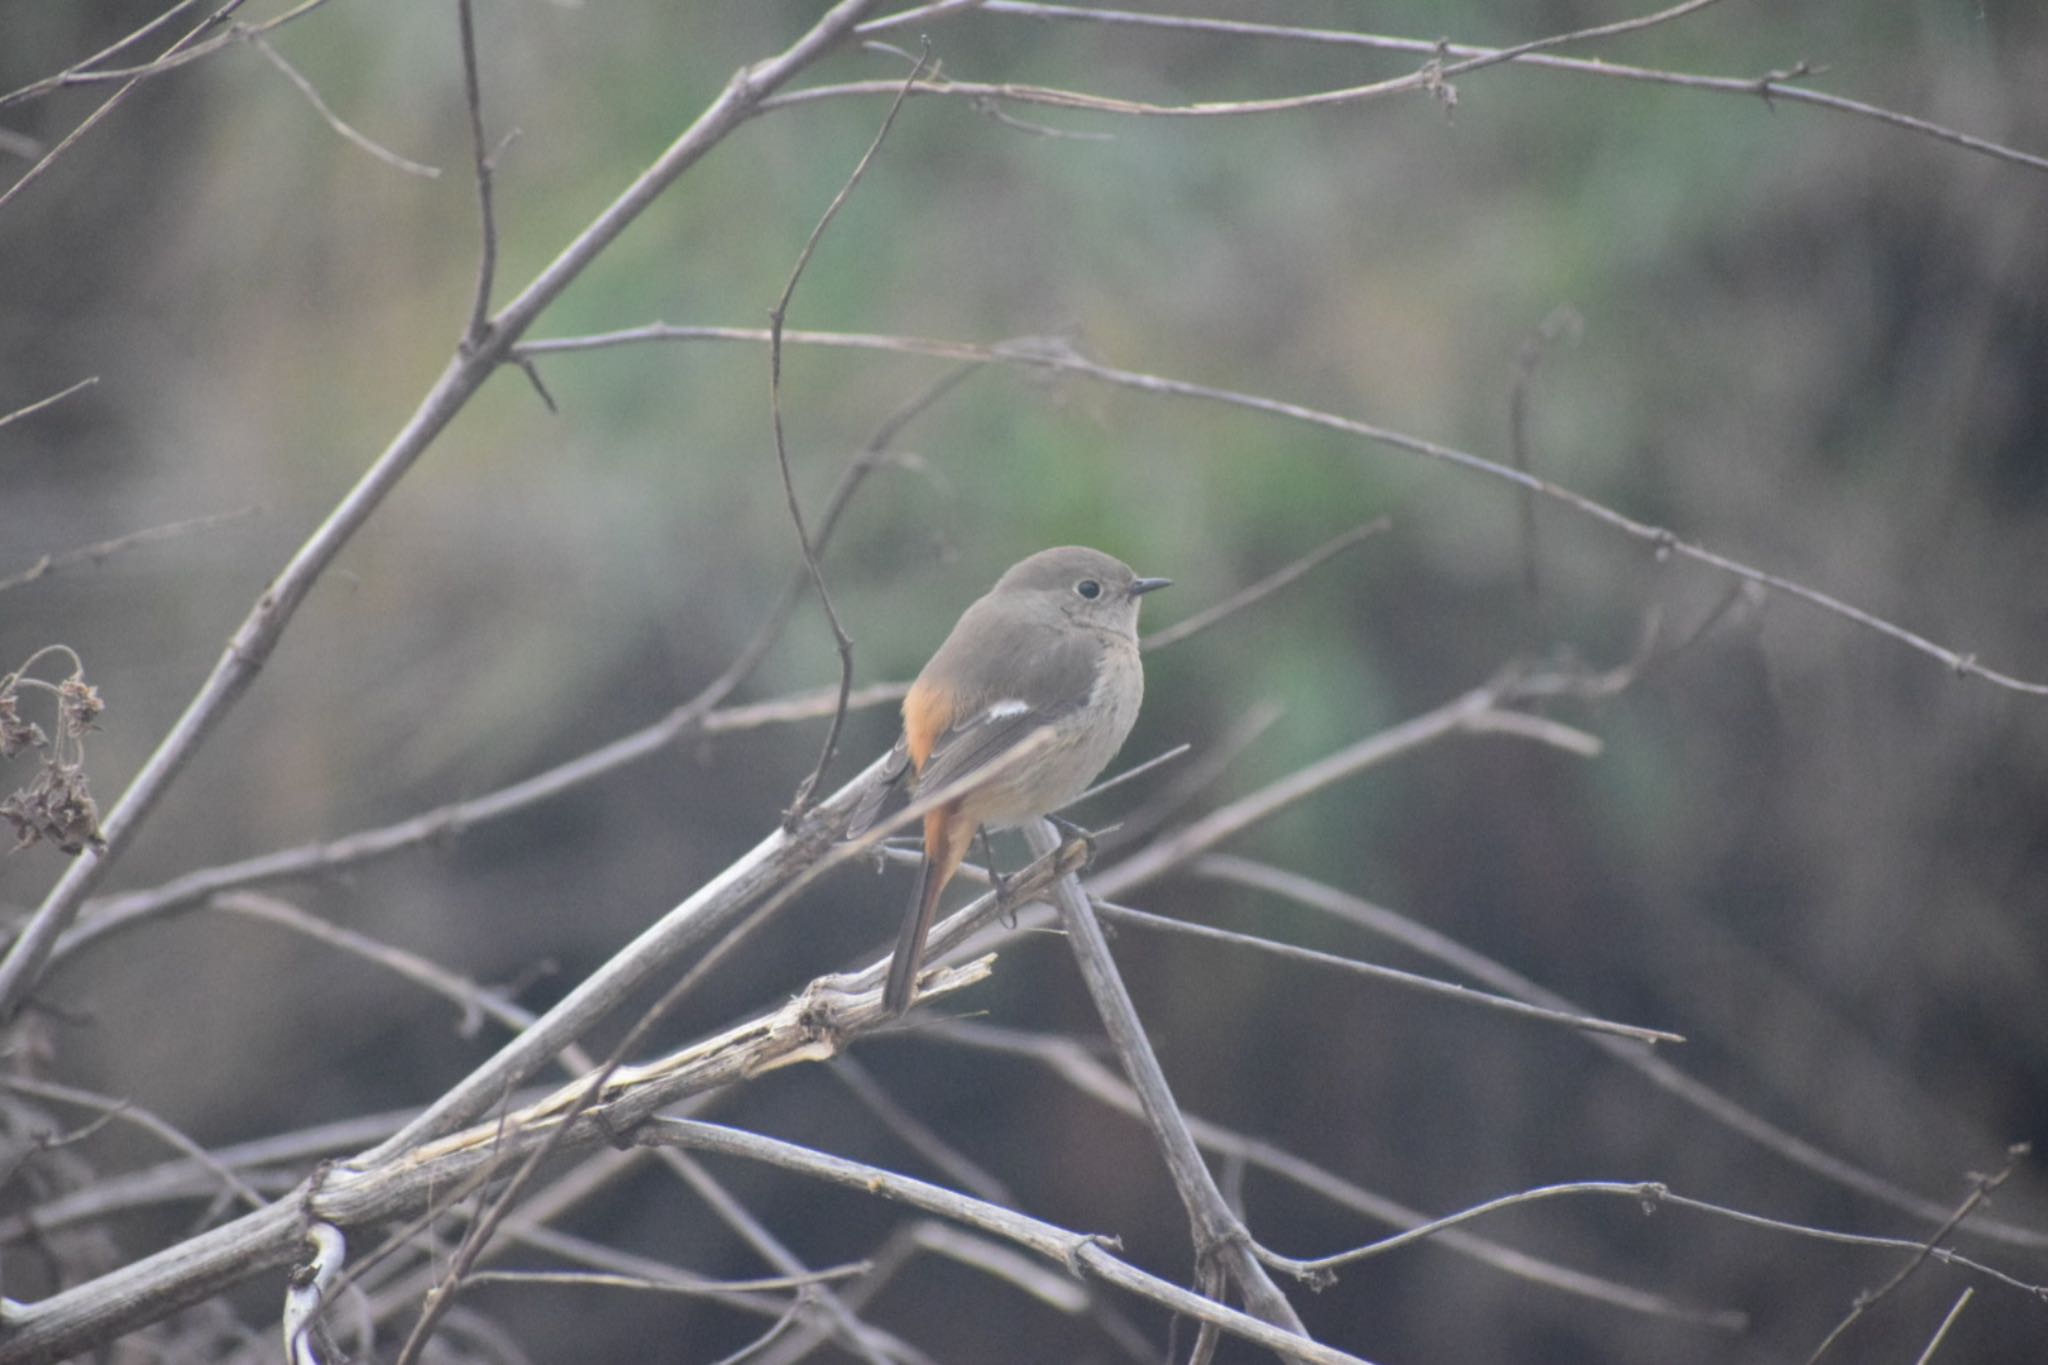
1422;38;1459;115
509;355;557;413
1063;1231;1121;1278
1754;59;1815;110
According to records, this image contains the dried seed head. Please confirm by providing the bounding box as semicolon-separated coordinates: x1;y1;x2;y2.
58;677;104;739
0;693;47;759
1;760;105;857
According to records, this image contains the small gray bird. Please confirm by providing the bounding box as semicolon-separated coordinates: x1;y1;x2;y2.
856;547;1169;1013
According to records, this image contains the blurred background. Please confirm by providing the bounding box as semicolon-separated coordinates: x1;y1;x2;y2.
3;1;2046;1361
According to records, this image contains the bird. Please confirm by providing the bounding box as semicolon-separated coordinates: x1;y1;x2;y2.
852;546;1169;1014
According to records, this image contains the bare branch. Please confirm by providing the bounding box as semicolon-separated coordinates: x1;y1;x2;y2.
0;1076;265;1216
211;891;525;1040
1094;673;1564;898
518;325;2048;695
0;506;259;596
0;376;97;432
1240;1177;2044;1304
1090;901;1682;1044
458;1265;859;1297
1065;741;1191;810
1141;519;1389;653
652;1152;901;1365
1805;1147;2028;1364
455;0;497;346
244;30;439;178
1913;1289;1974;1365
770;46;927;829
1506;305;1581;604
1023;819;1317;1355
0;0;337;111
854;2;2048;175
829;1058;1019;1204
1098;701;1281;852
834;0;1740;122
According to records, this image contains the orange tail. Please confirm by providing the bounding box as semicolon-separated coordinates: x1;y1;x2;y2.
884;806;970;1014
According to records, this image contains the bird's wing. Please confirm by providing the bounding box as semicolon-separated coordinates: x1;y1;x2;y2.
912;627;1101;801
844;733;911;837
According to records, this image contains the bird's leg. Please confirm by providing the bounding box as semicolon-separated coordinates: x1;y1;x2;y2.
976;826;1017;924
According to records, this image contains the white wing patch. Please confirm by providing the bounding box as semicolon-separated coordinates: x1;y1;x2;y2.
971;699;1032;725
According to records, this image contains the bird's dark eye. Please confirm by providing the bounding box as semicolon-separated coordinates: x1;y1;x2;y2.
1074;579;1102;600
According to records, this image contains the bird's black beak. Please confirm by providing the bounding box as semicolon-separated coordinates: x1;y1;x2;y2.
1130;576;1172;597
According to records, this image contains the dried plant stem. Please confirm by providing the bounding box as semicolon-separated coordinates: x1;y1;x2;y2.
1024;820;1318;1359
0;376;97;431
769;49;926;828
852;1;2048;175
456;0;497;342
521;324;2048;695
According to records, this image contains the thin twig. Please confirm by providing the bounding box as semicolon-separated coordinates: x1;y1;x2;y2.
708;1296;811;1365
0;1076;266;1215
833;0;1741;123
0;0;337;111
490;1219;814;1326
656;1152;900;1365
1065;742;1190;810
853;1;2048;175
1141;519;1389;653
1093;673;1539;897
1506;305;1581;604
1805;1146;2027;1365
211;891;523;1039
0;505;260;596
0;0;204;108
455;0;497;346
1242;1177;2045;1302
0;377;98;432
518;325;2048;695
829;1058;1019;1204
1100;701;1281;852
458;1265;860;1296
244;29;438;177
770;47;928;830
1091;901;1682;1044
1912;1289;1974;1365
